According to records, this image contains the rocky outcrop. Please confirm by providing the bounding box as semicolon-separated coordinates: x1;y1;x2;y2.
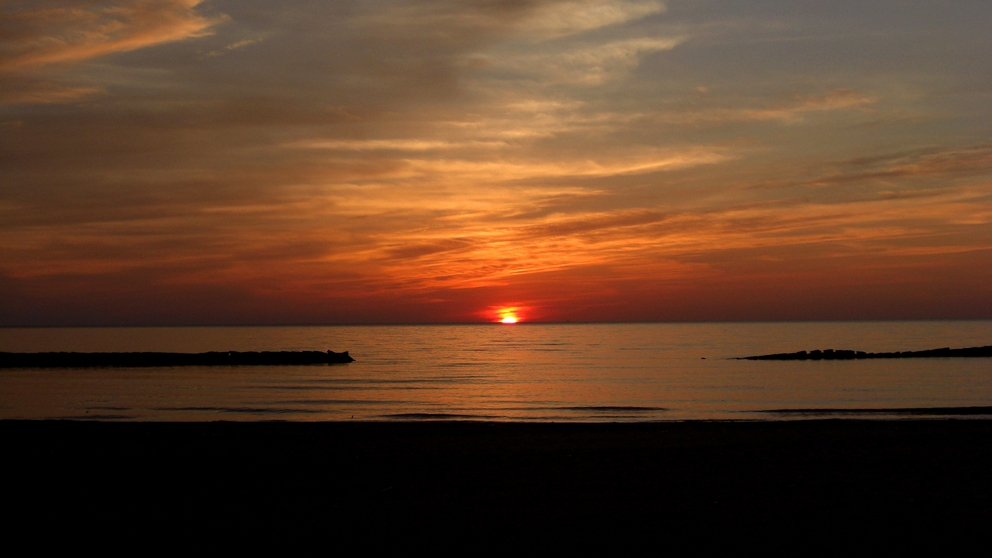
738;345;992;360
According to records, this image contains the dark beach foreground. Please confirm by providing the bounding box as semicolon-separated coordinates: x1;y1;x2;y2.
6;420;991;548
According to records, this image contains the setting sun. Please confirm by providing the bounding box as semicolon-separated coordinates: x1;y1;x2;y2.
493;306;525;324
2;0;989;328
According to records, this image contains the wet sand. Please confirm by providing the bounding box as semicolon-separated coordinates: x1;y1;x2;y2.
6;420;991;547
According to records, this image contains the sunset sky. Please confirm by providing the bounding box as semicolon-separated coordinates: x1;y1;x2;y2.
2;0;991;325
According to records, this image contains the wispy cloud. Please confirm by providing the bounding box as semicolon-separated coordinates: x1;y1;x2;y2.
2;1;991;323
753;144;992;190
0;79;101;104
0;0;226;70
287;139;508;152
517;0;665;39
658;89;875;126
203;37;261;58
0;0;226;106
500;35;685;84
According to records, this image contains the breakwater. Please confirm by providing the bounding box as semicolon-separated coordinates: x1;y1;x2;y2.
0;350;354;368
738;345;992;360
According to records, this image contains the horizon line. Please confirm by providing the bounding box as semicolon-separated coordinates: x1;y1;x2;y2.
3;318;992;328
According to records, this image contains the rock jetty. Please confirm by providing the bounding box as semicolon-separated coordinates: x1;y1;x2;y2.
0;350;354;368
737;345;992;360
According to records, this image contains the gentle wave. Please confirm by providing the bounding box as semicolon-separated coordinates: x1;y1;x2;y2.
757;406;992;416
157;406;322;414
2;322;992;421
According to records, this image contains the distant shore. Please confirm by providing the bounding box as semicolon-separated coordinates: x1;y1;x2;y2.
6;419;991;544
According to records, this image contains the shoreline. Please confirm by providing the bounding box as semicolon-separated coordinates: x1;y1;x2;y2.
14;403;992;421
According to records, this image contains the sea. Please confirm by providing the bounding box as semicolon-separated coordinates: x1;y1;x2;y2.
1;321;991;422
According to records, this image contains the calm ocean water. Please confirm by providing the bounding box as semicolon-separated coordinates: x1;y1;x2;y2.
2;322;991;421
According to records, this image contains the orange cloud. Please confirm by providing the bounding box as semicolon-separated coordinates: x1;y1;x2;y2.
657;89;875;126
753;145;992;190
2;2;991;324
0;79;101;104
0;0;225;71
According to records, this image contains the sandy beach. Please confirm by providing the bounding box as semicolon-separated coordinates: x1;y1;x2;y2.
5;419;991;546
6;0;992;549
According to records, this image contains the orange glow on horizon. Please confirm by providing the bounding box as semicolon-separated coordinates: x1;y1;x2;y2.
4;2;991;326
493;306;525;323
